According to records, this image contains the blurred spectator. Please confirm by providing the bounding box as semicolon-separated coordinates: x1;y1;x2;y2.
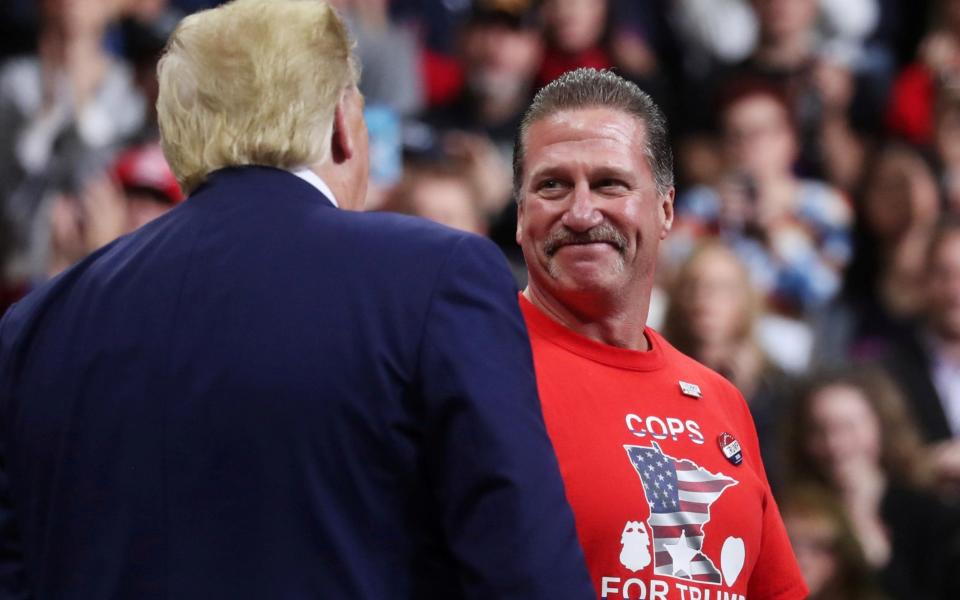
381;159;486;236
662;241;806;484
391;0;471;57
935;80;960;211
887;0;960;146
780;484;885;600
390;0;468;108
671;0;759;80
0;0;144;275
331;0;423;117
118;0;182;141
424;3;542;151
881;216;960;495
815;142;941;364
536;0;613;86
783;367;960;598
720;0;883;187
112;142;184;230
44;142;181;278
536;0;663;94
417;1;543;275
670;82;852;316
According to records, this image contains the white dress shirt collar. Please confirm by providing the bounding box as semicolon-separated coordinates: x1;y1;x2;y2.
291;168;339;208
927;334;960;436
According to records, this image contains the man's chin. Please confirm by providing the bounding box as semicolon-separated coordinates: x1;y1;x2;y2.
544;264;624;295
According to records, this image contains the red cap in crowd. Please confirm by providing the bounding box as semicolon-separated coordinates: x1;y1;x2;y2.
112;144;184;205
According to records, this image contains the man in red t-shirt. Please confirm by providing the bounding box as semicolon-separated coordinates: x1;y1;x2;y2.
513;68;807;600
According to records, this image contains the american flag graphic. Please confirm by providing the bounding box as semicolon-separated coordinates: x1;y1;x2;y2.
625;442;737;584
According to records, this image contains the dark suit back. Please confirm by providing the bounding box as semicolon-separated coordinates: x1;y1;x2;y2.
0;167;592;599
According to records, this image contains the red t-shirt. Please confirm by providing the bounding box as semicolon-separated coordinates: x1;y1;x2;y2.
520;296;807;600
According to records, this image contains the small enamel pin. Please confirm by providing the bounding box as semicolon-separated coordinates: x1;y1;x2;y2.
718;432;743;466
679;380;702;398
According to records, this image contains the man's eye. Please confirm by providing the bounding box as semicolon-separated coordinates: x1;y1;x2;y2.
596;178;627;189
539;179;562;190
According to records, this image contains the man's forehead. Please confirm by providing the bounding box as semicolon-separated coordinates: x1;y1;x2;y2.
523;108;648;175
527;108;646;148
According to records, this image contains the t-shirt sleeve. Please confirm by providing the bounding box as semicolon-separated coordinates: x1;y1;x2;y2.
726;385;808;600
747;487;808;599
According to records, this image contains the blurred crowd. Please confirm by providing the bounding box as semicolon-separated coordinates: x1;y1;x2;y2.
4;0;960;597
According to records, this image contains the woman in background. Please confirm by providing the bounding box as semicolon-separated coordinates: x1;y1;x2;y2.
663;241;799;485
783;368;960;598
814;143;941;365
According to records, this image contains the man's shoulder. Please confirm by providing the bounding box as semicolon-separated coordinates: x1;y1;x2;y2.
0;259;87;360
347;208;481;246
648;329;742;396
332;211;511;285
196;167;493;256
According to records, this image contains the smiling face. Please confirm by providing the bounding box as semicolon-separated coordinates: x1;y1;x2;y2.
722;93;796;180
516;107;674;313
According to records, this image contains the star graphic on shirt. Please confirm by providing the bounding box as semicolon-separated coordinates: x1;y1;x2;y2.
664;531;699;578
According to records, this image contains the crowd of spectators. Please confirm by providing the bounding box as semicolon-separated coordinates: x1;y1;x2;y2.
4;0;960;597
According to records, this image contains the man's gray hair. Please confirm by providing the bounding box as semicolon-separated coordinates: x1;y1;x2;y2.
512;68;674;200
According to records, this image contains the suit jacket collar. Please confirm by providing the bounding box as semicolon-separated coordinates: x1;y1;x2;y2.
198;166;338;209
291;168;339;207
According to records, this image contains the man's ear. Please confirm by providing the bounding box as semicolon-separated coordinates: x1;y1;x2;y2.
330;96;355;165
659;187;675;240
515;200;524;246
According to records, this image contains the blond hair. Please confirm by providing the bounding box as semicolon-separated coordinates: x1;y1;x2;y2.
663;241;762;354
157;0;359;193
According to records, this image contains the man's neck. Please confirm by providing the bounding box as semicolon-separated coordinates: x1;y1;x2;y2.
523;286;651;351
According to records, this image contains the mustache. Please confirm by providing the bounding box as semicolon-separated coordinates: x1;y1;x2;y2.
543;223;628;256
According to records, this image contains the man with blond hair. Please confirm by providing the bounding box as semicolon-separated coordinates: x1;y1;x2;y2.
0;1;593;598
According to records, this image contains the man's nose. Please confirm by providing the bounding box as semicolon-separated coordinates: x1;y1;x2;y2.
561;183;603;232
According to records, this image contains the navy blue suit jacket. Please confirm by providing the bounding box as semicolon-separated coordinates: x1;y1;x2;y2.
0;167;593;599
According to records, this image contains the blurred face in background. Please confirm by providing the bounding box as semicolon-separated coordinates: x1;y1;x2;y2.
462;21;543;102
784;511;840;597
750;0;818;42
405;174;485;235
863;147;940;242
542;0;607;54
40;0;121;36
928;230;960;340
722;93;797;181
672;246;752;349
805;384;883;481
